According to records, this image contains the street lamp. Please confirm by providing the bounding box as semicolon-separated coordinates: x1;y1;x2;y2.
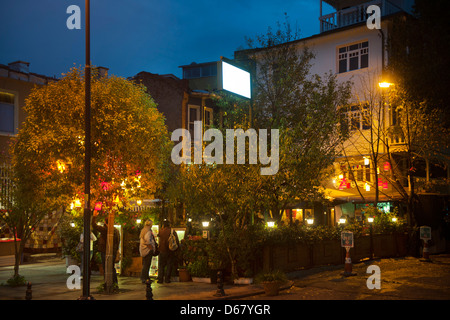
306;218;314;225
378;82;393;88
338;218;347;225
202;221;210;228
80;0;93;300
368;216;374;259
267;221;275;228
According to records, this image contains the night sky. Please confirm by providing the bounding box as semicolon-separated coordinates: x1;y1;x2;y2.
0;0;334;79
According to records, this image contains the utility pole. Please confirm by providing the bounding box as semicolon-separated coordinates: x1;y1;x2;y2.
81;0;92;300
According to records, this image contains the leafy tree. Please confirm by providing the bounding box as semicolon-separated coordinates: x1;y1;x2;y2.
9;67;171;293
388;0;450;127
238;16;352;221
0;155;50;281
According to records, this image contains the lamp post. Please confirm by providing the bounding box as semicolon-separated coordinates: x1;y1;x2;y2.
202;220;210;240
368;216;374;260
80;0;92;300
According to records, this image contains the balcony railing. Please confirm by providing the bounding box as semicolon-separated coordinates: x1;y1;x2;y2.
319;0;403;33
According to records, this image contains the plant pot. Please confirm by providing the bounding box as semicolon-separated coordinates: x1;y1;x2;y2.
234;277;253;285
192;277;211;283
66;256;78;267
178;268;191;282
262;281;281;296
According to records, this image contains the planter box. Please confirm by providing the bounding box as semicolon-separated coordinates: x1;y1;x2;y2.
0;255;15;267
373;234;396;258
234;277;253;285
395;233;408;257
263;244;311;273
192;277;212;283
262;281;281;296
0;239;19;256
122;256;142;277
353;236;372;262
312;240;342;266
65;256;79;267
178;268;191;282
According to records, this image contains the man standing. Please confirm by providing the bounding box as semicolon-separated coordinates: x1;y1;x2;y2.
92;215;119;286
157;220;179;284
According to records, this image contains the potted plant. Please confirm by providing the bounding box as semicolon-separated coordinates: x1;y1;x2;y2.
255;270;287;296
57;215;82;266
188;259;212;283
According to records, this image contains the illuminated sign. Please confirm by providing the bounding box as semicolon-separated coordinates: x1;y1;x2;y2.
217;60;251;99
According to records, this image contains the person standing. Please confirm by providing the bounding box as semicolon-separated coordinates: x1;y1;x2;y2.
78;230;97;279
157;220;179;284
139;220;156;284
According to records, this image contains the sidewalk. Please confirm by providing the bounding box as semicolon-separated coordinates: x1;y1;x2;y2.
1;253;449;300
0;254;272;300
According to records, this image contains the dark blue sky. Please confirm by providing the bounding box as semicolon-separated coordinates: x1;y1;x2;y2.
0;0;334;79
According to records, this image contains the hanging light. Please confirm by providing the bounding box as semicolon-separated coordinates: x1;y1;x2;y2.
94;202;102;211
364;157;370;166
267;221;275;228
74;198;82;208
56;160;66;173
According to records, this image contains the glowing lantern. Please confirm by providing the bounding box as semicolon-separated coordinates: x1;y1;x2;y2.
384;162;391;171
74;199;82;208
94;202;102;211
136;199;142;206
56;160;66;173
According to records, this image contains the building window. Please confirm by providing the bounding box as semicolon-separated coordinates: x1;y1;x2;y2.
339;104;371;131
204;107;213;129
0;91;16;134
183;63;217;79
338;41;369;73
188;105;200;137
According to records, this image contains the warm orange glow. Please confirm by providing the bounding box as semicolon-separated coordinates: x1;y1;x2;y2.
56;160;66;173
74;199;82;208
379;82;393;88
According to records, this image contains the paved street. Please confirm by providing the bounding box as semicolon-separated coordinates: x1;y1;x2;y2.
1;253;449;301
242;254;450;300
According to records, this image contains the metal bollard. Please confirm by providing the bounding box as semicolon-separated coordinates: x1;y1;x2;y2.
213;270;226;297
25;282;32;300
146;279;153;300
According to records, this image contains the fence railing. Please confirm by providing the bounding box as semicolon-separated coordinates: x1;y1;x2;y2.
319;0;403;33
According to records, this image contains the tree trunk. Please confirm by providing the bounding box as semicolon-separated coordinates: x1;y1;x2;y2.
104;209;115;294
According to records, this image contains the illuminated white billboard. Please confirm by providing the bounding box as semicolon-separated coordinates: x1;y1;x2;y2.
218;60;251;99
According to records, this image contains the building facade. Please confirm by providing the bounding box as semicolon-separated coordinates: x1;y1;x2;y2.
233;0;449;228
